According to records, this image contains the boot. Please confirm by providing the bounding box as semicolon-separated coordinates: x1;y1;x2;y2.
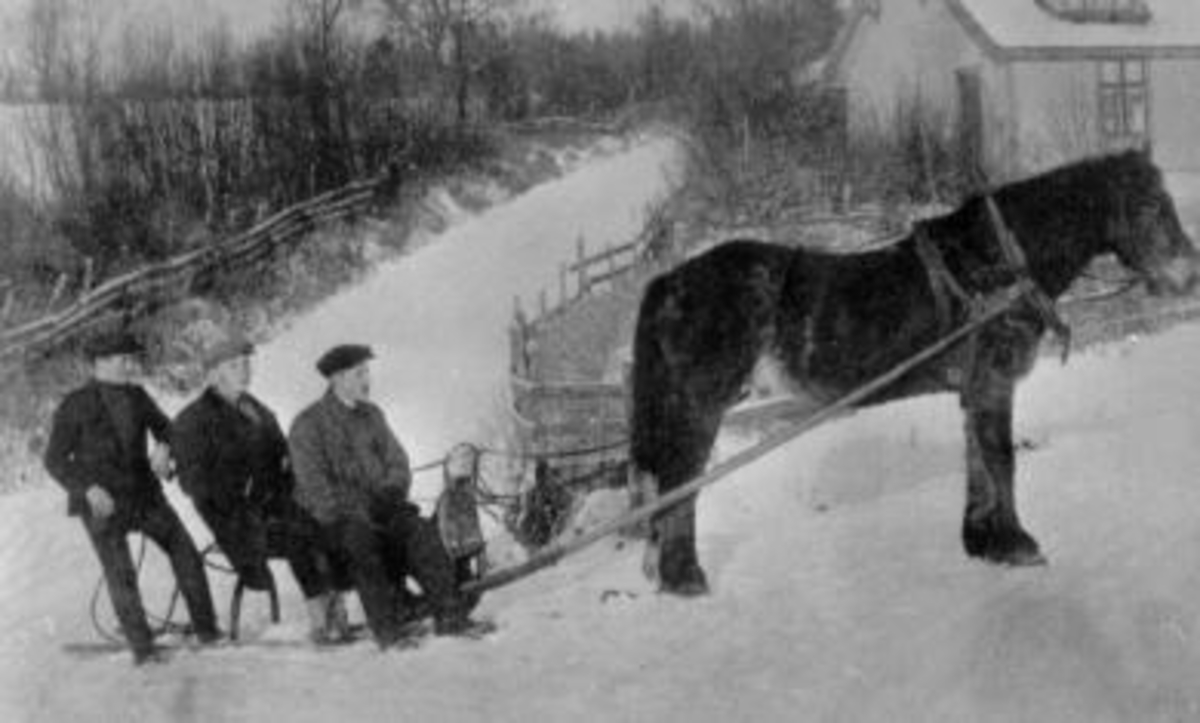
133;644;168;666
305;593;334;645
434;613;496;639
327;592;352;641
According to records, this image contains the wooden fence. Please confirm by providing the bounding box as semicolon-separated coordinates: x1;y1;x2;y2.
505;206;675;472
509;375;628;461
514;203;674;330
506;229;648;472
0;173;392;360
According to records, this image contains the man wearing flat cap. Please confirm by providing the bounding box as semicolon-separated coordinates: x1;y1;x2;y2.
289;344;488;648
173;333;337;642
43;330;220;664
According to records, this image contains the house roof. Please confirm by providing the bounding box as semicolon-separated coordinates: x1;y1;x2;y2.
950;0;1200;58
809;3;871;84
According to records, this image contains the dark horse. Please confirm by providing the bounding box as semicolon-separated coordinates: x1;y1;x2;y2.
630;150;1198;596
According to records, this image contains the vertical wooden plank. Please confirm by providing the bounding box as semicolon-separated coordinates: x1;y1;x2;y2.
509;323;523;376
0;287;14;326
577;235;588;295
81;257;95;297
47;273;67;311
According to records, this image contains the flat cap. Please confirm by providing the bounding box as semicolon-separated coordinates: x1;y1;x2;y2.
83;330;144;360
203;333;255;370
316;344;374;378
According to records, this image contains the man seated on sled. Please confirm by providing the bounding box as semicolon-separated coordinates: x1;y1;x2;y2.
43;331;221;664
172;333;343;644
288;344;490;649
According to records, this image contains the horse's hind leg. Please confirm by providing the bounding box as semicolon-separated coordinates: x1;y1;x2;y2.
639;407;723;597
654;495;707;595
960;337;1045;566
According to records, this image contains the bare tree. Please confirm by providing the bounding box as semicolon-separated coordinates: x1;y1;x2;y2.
286;0;358;188
23;0;106;100
377;0;516;124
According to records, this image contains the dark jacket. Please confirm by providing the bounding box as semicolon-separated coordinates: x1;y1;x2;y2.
172;388;293;514
43;381;172;517
288;391;411;525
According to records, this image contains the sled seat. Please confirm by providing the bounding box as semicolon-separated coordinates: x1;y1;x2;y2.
229;570;280;642
201;522;286;642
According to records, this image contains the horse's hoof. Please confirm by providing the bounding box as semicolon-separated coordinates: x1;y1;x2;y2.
660;578;710;597
968;543;1048;567
998;548;1048;567
659;566;710;597
963;524;1045;567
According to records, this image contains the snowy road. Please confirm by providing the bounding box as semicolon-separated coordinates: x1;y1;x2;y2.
254;135;679;467
4;136;1200;723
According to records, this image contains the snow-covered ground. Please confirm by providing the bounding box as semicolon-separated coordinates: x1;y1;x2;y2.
4;136;1200;723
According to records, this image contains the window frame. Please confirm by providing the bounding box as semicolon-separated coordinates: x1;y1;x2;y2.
1097;57;1150;147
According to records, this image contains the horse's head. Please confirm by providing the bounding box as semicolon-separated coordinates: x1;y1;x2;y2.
1104;151;1198;296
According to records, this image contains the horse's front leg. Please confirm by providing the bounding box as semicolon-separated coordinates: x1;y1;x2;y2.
960;335;1046;566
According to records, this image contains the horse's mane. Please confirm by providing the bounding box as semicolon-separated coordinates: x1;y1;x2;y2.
921;150;1161;234
996;148;1162;205
908;150;1164;295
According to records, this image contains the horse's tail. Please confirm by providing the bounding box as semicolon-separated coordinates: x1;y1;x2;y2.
629;273;677;479
630;241;791;489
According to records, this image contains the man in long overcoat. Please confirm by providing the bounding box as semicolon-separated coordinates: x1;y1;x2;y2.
288;344;488;649
172;334;338;642
43;331;221;664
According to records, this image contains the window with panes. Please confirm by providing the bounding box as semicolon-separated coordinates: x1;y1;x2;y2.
1098;58;1148;145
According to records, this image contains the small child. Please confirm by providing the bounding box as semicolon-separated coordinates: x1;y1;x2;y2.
436;443;487;589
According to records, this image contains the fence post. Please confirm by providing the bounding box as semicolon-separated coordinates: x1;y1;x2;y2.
511;296;527;376
80;257;95;299
576;236;589;296
0;284;13;326
46;273;68;311
559;263;568;305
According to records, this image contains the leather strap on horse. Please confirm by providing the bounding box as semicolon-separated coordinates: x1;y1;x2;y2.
914;225;975;335
983;196;1072;363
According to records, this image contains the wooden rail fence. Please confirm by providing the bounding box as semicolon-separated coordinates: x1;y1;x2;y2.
0;174;391;360
505;206;675;471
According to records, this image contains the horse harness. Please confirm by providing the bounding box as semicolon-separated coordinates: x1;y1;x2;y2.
913;195;1072;370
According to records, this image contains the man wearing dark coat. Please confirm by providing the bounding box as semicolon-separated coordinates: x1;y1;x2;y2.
43;331;220;664
172;335;338;643
288;344;489;649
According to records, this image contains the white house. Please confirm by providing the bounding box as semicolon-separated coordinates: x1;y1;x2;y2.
823;0;1200;178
